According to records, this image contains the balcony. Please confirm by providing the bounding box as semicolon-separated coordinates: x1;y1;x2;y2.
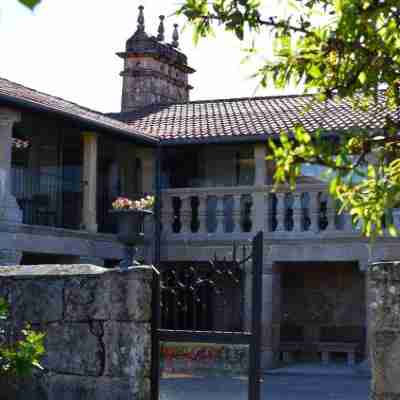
11;168;83;230
161;184;358;241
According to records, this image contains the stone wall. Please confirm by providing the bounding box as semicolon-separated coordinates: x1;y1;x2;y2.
0;264;153;400
368;261;400;400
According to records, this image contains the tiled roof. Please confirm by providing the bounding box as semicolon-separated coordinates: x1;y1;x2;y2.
112;93;400;143
0;77;157;144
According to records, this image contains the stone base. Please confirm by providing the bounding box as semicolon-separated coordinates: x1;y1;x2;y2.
0;191;22;225
0;249;22;266
0;373;149;400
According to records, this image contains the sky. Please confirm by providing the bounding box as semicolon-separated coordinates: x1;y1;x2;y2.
0;0;298;113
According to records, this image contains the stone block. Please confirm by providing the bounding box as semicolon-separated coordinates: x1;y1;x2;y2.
42;322;104;376
11;279;63;323
64;276;110;321
104;321;150;379
45;374;142;400
109;269;152;322
369;261;400;400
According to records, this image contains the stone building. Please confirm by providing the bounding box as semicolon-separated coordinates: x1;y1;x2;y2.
0;6;398;369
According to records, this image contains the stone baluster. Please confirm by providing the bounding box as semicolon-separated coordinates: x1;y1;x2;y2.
309;191;320;233
180;196;192;236
342;211;353;232
215;195;225;235
326;194;336;231
197;195;207;234
233;194;242;234
292;192;303;232
275;192;286;232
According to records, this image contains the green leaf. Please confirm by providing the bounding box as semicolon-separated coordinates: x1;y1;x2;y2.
18;0;40;9
358;71;367;84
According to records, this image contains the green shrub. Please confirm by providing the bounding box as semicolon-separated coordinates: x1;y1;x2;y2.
0;297;45;377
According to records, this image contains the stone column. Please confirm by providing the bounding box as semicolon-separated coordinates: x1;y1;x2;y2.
141;147;155;195
0;108;22;226
253;144;267;233
0;108;23;266
82;132;98;233
261;258;280;370
368;261;400;400
254;144;266;186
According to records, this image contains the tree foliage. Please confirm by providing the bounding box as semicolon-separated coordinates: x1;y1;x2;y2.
0;298;45;377
178;0;400;238
17;0;40;10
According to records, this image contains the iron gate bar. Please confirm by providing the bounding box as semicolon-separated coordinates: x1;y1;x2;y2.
151;231;263;400
249;231;263;400
151;267;161;400
157;329;252;344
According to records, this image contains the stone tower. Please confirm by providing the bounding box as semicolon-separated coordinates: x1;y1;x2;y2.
118;6;195;113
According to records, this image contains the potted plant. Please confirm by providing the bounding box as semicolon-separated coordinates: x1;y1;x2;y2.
110;195;154;246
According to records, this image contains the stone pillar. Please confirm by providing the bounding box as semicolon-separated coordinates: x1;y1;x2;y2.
0;264;153;400
368;261;400;400
0;108;22;225
261;258;280;370
141;147;155;195
254;144;266;186
252;144;267;234
82;132;98;233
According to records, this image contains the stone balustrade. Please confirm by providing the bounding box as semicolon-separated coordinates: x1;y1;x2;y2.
161;184;358;240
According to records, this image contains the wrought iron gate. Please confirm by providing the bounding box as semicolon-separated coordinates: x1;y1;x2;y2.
151;231;263;400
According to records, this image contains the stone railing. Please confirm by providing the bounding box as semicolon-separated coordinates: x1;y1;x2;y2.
161;184;357;240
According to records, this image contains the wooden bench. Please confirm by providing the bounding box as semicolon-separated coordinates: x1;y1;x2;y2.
317;342;359;366
279;341;360;365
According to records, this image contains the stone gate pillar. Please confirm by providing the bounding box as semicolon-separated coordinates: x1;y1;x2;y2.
368;261;400;400
261;258;281;369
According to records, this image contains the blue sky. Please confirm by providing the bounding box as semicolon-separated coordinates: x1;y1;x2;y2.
0;0;296;113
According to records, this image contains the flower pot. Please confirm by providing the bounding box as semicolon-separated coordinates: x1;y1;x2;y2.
110;209;152;246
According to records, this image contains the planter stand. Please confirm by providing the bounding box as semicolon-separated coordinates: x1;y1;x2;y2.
110;208;153;269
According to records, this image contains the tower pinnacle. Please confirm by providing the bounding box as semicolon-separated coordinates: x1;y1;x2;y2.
137;5;145;33
157;15;165;41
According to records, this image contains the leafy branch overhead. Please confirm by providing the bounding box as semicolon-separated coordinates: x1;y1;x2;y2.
18;0;40;10
178;0;400;238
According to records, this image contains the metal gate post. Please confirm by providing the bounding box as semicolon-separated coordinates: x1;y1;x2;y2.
249;231;263;400
151;268;161;400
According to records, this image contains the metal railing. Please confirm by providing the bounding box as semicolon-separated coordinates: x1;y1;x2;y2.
11;168;83;230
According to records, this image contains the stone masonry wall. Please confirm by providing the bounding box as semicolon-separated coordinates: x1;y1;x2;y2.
368;261;400;400
0;264;153;400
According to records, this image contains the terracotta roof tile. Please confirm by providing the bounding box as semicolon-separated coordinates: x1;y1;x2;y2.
111;93;399;142
0;77;157;143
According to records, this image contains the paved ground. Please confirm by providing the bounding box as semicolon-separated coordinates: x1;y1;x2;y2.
160;374;370;400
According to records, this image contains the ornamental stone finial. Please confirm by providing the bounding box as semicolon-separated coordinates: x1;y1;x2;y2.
137;5;145;33
172;23;179;48
157;15;165;41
